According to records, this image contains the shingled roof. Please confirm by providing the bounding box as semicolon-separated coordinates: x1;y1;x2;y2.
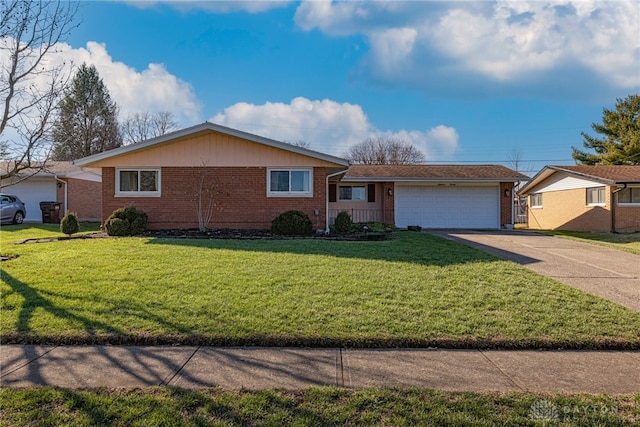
518;165;640;195
342;164;528;182
548;165;640;182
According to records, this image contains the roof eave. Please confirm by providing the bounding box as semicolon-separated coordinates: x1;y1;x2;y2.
342;176;526;183
517;166;640;195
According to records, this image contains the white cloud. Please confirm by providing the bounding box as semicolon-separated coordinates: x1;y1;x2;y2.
295;0;640;93
369;27;417;77
211;97;458;160
41;41;201;124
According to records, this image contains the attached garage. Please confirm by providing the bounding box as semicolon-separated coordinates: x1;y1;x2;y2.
395;184;499;229
2;177;56;222
338;164;528;230
1;162;102;223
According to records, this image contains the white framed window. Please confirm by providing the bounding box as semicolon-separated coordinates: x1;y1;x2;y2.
586;186;606;206
267;168;313;197
116;169;161;197
531;193;543;208
339;185;366;201
618;187;640;205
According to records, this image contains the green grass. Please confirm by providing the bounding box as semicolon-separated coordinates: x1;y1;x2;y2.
545;230;640;255
0;223;101;244
1;387;637;426
2;229;640;348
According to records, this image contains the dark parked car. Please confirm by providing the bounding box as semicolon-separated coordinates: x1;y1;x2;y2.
0;193;26;224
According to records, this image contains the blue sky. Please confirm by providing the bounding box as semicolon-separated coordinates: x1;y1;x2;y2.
56;1;640;174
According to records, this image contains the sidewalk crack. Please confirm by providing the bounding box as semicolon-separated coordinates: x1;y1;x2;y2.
478;350;526;391
336;348;344;387
160;346;200;386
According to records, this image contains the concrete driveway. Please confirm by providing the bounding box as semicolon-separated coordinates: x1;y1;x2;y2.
427;230;640;312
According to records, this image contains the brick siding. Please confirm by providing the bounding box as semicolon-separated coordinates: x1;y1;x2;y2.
500;182;514;227
55;178;102;221
526;187;612;231
614;203;640;232
101;167;328;230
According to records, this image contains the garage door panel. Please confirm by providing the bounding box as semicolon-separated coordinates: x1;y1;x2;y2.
395;185;498;229
2;179;56;222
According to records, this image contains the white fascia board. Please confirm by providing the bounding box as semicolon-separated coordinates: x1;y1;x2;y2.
342;176;522;183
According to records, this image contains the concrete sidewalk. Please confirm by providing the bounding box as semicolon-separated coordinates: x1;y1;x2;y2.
2;345;639;393
427;229;640;312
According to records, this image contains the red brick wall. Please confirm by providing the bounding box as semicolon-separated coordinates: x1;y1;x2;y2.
383;182;395;225
55;178;102;221
68;178;102;221
500;182;514;227
101;167;327;230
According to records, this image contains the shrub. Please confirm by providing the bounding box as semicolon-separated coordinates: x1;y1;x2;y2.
105;207;148;236
271;210;313;235
60;212;80;235
333;210;353;233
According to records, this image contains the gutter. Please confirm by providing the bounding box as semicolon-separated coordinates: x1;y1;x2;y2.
610;184;628;233
55;176;68;215
326;169;349;233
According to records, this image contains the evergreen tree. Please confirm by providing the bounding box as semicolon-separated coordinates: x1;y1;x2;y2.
52;64;121;160
572;94;640;165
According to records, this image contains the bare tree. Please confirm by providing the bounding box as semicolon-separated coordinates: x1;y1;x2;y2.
0;0;78;180
120;111;179;145
192;162;228;232
287;140;311;149
345;136;425;165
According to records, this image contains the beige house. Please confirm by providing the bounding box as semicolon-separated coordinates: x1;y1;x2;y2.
518;165;640;232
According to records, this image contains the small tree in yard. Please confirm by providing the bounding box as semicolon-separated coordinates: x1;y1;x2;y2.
192;164;226;232
60;212;79;235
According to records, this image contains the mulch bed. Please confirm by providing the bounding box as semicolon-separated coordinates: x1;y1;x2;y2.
6;230;391;249
141;228;391;241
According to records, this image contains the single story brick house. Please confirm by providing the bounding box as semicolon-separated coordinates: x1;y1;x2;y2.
0;162;102;222
329;164;526;229
74;122;526;231
518;165;640;232
74;122;350;231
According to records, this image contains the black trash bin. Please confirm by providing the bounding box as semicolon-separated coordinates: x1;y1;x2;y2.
40;201;61;223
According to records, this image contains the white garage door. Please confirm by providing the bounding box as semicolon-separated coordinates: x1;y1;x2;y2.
395;185;499;229
2;178;56;222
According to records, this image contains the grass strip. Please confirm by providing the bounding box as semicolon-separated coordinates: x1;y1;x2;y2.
1;387;638;426
544;230;640;255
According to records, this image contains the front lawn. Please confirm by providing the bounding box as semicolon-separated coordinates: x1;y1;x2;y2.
545;230;640;255
2;229;640;348
1;387;637;426
0;223;101;243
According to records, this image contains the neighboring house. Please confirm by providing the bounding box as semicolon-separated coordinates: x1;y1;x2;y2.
0;162;102;222
74;122;527;231
74;122;350;231
518;165;640;232
330;165;527;229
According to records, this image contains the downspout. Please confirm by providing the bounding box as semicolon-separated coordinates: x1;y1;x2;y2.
55;176;68;215
611;184;627;233
326;169;348;233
